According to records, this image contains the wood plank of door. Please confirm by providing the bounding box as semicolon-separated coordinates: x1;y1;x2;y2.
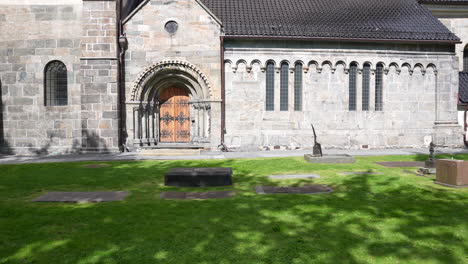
175;91;190;142
159;87;176;142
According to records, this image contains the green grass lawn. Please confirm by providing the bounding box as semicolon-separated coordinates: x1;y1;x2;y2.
1;154;468;264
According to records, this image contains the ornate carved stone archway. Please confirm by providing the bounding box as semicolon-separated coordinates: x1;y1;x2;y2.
131;60;213;102
127;61;213;147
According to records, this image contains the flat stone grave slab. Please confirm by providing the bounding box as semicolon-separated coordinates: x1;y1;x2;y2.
375;161;425;168
160;190;234;200
255;185;333;195
304;154;355;164
165;167;233;187
33;191;130;203
340;171;382;175
268;174;321;179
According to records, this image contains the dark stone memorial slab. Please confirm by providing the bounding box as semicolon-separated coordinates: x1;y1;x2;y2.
375;161;425;168
164;167;233;187
255;185;333;195
33;191;130;203
160;190;234;199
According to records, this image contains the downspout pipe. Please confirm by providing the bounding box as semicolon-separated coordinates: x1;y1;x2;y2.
464;103;468;147
116;0;128;152
219;36;228;152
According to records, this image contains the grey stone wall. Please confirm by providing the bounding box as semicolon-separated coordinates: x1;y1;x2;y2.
0;1;82;155
123;0;222;149
0;0;119;155
438;17;468;143
0;0;462;155
224;40;462;150
80;59;118;151
80;0;119;152
440;18;468;71
81;1;117;59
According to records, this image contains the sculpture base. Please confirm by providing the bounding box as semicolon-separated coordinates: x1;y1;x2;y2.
304;154;355;164
418;167;436;174
425;159;436;168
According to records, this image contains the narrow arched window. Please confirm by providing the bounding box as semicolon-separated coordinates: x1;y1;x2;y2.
362;63;370;111
375;63;384;111
349;62;357;111
294;63;303;111
265;61;275;111
280;62;289;111
464;44;468;72
44;60;67;106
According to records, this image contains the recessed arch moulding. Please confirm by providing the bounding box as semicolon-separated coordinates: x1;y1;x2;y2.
126;61;221;149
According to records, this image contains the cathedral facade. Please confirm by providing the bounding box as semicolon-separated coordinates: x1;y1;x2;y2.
0;0;467;155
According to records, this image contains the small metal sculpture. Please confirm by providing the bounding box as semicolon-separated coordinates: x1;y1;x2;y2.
425;142;436;168
311;124;323;157
218;143;229;152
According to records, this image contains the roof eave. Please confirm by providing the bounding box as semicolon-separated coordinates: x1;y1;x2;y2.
422;3;468;17
222;35;461;44
419;0;468;5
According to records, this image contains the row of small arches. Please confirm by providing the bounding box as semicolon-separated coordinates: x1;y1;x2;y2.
225;59;438;75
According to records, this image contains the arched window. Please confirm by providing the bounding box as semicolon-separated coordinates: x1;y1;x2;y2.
294;63;303;111
280;62;289;111
44;60;67;106
349;62;357;111
265;61;275;111
362;63;370;111
464;44;468;72
375;63;384;111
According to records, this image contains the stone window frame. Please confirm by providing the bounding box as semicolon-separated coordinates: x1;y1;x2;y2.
294;62;303;111
375;63;384;111
164;20;179;35
348;62;358;111
44;60;68;106
265;60;275;111
279;61;289;111
163;18;180;36
362;63;371;111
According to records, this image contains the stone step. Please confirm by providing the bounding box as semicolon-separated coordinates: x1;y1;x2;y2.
137;148;201;156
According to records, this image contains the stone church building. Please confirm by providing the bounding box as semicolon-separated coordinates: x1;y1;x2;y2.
0;0;467;155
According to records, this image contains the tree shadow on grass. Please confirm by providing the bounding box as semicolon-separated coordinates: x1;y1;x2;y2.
1;159;468;263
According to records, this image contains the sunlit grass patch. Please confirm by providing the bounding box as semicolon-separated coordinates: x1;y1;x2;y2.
0;154;468;263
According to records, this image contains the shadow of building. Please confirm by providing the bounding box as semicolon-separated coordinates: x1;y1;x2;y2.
0;79;13;155
82;130;109;153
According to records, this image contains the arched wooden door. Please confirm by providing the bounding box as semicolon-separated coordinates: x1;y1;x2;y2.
159;87;190;143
